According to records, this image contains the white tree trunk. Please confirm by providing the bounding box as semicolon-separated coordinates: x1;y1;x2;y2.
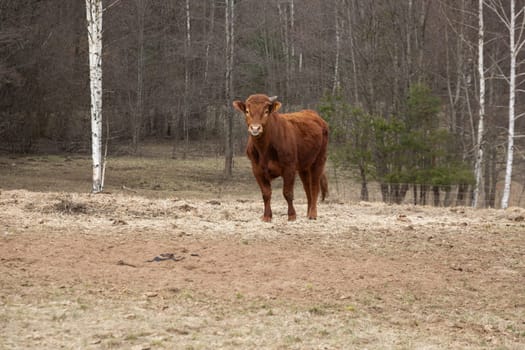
290;0;295;60
183;0;191;159
501;0;516;209
486;0;525;209
473;0;485;208
224;0;235;177
86;0;103;193
332;0;342;94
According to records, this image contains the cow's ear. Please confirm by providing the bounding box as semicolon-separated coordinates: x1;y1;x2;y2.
232;100;246;113
268;96;281;113
270;101;282;113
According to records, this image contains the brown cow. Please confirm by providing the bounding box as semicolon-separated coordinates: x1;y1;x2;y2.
233;94;328;222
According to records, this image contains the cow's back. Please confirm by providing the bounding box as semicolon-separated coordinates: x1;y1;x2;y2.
281;110;328;169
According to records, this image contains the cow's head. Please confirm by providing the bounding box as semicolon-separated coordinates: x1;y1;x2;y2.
233;94;282;137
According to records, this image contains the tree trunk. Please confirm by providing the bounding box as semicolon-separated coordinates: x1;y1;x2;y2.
332;0;342;94
290;0;295;60
380;183;390;203
416;0;429;83
419;184;427;205
501;0;516;209
407;0;413;83
182;0;191;159
402;184;409;203
277;2;291;100
457;183;468;206
346;0;360;105
432;186;440;206
444;186;452;207
443;0;465;136
133;0;147;154
359;164;368;201
484;144;497;208
473;0;485;208
86;0;104;193
224;0;235;177
204;1;215;84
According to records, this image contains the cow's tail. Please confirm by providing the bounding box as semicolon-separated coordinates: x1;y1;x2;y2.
320;172;328;201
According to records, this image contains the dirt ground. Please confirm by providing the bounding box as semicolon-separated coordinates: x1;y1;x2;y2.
1;185;524;349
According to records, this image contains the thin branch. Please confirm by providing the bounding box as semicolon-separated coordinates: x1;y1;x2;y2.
104;0;122;11
516;5;525;46
485;0;511;28
515;112;525;120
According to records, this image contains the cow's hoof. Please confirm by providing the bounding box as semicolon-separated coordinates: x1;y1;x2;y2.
262;216;272;222
308;216;317;220
288;214;296;221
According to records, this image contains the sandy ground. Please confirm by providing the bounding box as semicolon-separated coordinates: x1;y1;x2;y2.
1;189;524;349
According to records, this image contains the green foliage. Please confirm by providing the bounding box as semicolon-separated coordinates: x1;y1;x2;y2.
319;93;374;181
321;84;474;203
406;83;441;130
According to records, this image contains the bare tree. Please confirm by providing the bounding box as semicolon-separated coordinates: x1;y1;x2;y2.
203;1;215;85
131;0;149;154
473;0;485;208
182;0;191;159
86;0;104;192
332;0;342;94
344;0;360;105
486;0;525;208
224;0;235;177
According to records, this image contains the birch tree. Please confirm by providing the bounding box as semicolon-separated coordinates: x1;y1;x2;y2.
332;0;342;94
473;0;485;208
86;0;103;193
486;0;525;209
182;0;191;159
224;0;235;177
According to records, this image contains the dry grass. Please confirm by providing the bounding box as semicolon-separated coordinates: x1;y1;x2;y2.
0;151;256;199
0;146;524;349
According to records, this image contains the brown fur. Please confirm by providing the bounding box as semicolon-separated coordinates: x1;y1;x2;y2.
233;94;328;222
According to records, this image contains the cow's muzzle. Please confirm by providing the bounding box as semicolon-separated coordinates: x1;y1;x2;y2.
249;124;263;137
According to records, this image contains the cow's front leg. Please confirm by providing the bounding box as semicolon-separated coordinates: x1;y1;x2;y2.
256;176;272;222
282;170;296;221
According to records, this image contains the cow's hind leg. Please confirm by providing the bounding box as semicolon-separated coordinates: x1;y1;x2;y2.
320;172;328;201
299;170;313;219
282;169;296;221
308;166;326;220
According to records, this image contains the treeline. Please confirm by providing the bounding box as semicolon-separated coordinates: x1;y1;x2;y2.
0;0;524;206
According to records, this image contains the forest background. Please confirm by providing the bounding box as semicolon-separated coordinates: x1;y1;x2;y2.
1;0;524;208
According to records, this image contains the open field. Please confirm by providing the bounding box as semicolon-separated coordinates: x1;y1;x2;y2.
1;151;525;349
